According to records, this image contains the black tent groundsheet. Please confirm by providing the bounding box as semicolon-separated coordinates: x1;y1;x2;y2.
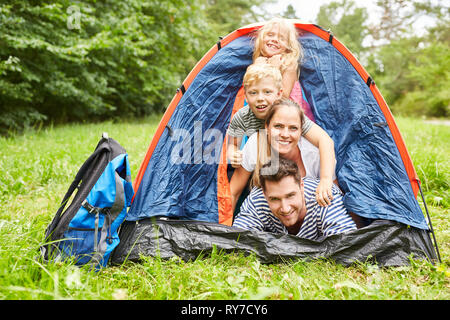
111;218;437;267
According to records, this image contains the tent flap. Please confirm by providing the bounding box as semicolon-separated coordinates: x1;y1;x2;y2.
298;31;427;229
126;36;253;222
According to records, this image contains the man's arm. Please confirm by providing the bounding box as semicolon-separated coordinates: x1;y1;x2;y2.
232;191;266;232
319;189;357;237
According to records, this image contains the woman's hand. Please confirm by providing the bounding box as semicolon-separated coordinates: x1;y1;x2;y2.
315;178;334;207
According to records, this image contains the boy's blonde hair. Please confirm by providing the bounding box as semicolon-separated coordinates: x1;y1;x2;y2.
243;63;282;90
252;18;303;73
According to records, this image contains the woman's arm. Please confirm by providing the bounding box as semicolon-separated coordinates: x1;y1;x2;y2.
230;166;252;214
303;124;336;207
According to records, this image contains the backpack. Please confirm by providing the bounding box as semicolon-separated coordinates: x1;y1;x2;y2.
41;133;134;269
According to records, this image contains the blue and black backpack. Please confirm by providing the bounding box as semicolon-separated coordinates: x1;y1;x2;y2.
41;133;134;269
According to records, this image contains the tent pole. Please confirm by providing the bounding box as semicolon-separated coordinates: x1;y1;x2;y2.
417;180;441;263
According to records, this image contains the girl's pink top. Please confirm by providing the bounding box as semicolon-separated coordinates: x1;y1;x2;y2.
289;80;315;122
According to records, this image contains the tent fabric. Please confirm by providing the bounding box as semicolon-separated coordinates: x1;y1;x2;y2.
111;218;437;267
297;31;427;230
127;36;252;223
126;24;429;231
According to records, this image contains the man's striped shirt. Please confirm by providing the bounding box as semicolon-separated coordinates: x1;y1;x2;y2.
232;178;357;240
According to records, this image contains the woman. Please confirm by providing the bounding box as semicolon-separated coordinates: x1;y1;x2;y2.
230;98;337;214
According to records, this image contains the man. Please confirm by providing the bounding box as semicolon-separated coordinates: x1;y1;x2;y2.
232;157;357;239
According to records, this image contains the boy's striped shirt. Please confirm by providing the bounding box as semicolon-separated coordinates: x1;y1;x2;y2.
226;105;313;139
232;178;357;239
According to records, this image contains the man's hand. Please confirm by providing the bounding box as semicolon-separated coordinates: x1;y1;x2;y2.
315;178;334;207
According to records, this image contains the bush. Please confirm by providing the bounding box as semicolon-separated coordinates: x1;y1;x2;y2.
367;37;449;118
394;41;450;118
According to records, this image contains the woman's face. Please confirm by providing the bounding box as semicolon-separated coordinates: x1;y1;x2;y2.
266;105;302;155
261;24;288;57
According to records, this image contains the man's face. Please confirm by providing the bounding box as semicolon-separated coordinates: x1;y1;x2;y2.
263;176;306;234
245;78;282;120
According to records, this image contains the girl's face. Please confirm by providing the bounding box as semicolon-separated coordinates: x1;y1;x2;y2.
266;106;302;155
261;24;289;57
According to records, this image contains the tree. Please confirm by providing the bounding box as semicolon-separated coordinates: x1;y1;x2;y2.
0;0;280;134
365;0;450;117
396;41;450;117
201;0;276;38
368;0;417;44
282;4;298;19
365;36;423;106
316;0;369;58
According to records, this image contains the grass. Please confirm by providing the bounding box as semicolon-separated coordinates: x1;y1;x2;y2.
0;115;448;300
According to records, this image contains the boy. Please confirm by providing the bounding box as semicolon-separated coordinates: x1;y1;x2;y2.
226;63;313;168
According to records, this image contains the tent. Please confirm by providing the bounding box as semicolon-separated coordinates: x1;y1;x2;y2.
110;21;440;267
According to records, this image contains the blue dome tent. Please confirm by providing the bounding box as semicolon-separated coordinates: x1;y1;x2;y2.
111;21;440;266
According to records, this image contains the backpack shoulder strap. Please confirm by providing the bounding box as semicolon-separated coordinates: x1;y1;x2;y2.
44;138;111;240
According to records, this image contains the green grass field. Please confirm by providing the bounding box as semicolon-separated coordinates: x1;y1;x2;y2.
0;116;448;300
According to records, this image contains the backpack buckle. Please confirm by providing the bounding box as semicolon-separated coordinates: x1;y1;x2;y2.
82;199;99;214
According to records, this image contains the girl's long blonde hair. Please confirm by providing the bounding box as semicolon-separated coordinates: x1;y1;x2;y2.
251;98;305;189
252;18;303;74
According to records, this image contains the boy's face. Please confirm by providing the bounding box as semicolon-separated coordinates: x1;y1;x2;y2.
245;78;282;120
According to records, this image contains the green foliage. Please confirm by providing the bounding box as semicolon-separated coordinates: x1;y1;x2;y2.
368;0;418;43
316;0;450;118
1;0;448;134
368;0;450;117
0;0;277;135
200;0;275;40
395;41;450;117
316;0;369;58
366;36;449;117
366;36;423;106
0;1;211;134
281;4;298;19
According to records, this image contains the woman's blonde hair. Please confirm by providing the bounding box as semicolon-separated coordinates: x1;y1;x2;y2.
252;18;303;74
251;98;305;189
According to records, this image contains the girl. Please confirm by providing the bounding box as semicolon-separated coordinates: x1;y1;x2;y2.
252;17;315;122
